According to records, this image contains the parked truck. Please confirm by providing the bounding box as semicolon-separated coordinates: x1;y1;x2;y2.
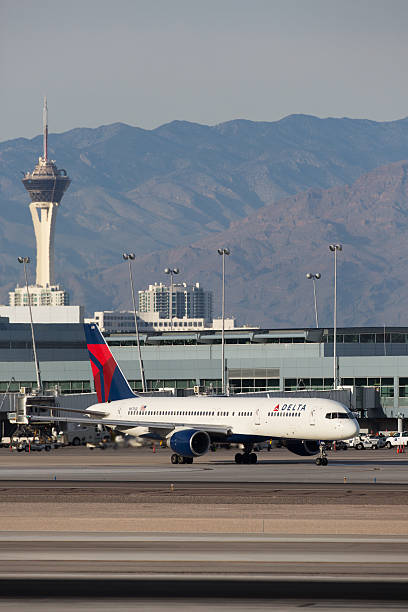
63;423;111;446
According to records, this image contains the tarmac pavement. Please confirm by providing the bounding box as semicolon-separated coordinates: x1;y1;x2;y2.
0;446;407;604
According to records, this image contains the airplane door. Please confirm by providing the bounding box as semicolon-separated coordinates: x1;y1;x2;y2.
310;409;316;426
254;408;261;426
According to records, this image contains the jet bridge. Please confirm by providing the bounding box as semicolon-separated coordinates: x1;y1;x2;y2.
8;390;58;425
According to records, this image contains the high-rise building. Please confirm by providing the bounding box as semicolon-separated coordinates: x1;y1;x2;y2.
9;98;70;308
138;282;213;321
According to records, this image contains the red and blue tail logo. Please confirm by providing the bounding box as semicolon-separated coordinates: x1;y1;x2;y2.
84;324;136;403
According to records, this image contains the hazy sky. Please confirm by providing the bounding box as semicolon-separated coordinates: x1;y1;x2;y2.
1;0;407;141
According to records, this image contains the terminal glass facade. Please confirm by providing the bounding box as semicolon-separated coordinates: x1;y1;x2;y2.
1;322;408;421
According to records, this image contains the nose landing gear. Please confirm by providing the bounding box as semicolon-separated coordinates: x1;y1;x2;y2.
315;442;328;466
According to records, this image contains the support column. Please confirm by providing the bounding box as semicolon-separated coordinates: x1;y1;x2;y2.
394;375;399;418
29;201;59;286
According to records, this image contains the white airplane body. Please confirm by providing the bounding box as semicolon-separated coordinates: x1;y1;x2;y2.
94;394;357;443
32;324;359;465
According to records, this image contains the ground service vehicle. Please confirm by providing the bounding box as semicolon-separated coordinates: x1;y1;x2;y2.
385;431;408;448
334;440;348;450
350;435;381;450
366;435;386;449
64;424;111;446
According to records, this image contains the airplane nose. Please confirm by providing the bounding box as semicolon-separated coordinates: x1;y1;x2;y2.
348;419;360;438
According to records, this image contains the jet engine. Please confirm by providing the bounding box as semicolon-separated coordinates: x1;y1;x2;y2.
169;429;211;458
284;439;320;456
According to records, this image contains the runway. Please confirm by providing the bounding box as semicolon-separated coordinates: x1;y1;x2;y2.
1;447;407;605
1;597;408;612
1;446;408;483
1;531;408;573
1;532;408;603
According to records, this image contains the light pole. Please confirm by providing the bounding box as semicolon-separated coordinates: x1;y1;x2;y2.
18;257;42;392
123;253;146;393
164;267;179;331
217;248;230;395
329;244;342;389
306;272;321;328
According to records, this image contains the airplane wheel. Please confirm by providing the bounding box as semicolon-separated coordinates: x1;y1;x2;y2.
177;455;185;464
315;457;322;465
321;457;328;466
186;457;193;464
249;453;257;464
242;454;250;465
171;453;179;464
235;453;243;464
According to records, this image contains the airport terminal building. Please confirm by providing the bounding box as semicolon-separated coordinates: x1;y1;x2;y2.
0;318;408;427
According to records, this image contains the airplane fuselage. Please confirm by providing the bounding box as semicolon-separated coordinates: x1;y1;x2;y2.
88;395;359;442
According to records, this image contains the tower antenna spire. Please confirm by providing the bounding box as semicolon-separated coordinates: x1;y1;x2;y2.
43;96;48;161
21;99;70;289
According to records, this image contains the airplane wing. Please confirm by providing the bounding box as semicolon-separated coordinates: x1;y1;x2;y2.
28;414;232;436
26;405;109;417
49;406;109;417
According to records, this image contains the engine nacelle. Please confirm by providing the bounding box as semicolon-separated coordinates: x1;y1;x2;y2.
284;439;320;456
169;429;211;458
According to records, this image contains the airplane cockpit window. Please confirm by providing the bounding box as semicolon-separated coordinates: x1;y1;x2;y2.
325;412;350;419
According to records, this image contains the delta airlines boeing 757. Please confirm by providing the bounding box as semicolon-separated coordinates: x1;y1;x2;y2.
33;324;359;466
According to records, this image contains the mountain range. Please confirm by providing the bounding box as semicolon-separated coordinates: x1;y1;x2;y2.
1;114;408;326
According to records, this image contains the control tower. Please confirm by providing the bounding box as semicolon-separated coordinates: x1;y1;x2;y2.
21;98;70;288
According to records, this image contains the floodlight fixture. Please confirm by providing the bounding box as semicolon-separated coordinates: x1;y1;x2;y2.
306;272;321;328
217;247;231;394
329;244;343;389
122;252;146;391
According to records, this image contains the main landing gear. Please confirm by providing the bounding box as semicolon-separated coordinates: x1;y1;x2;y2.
315;442;328;466
170;453;193;465
234;443;258;464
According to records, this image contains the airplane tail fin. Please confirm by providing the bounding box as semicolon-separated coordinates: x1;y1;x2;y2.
84;323;137;403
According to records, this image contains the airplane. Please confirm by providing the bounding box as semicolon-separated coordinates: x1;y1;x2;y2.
30;323;359;466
